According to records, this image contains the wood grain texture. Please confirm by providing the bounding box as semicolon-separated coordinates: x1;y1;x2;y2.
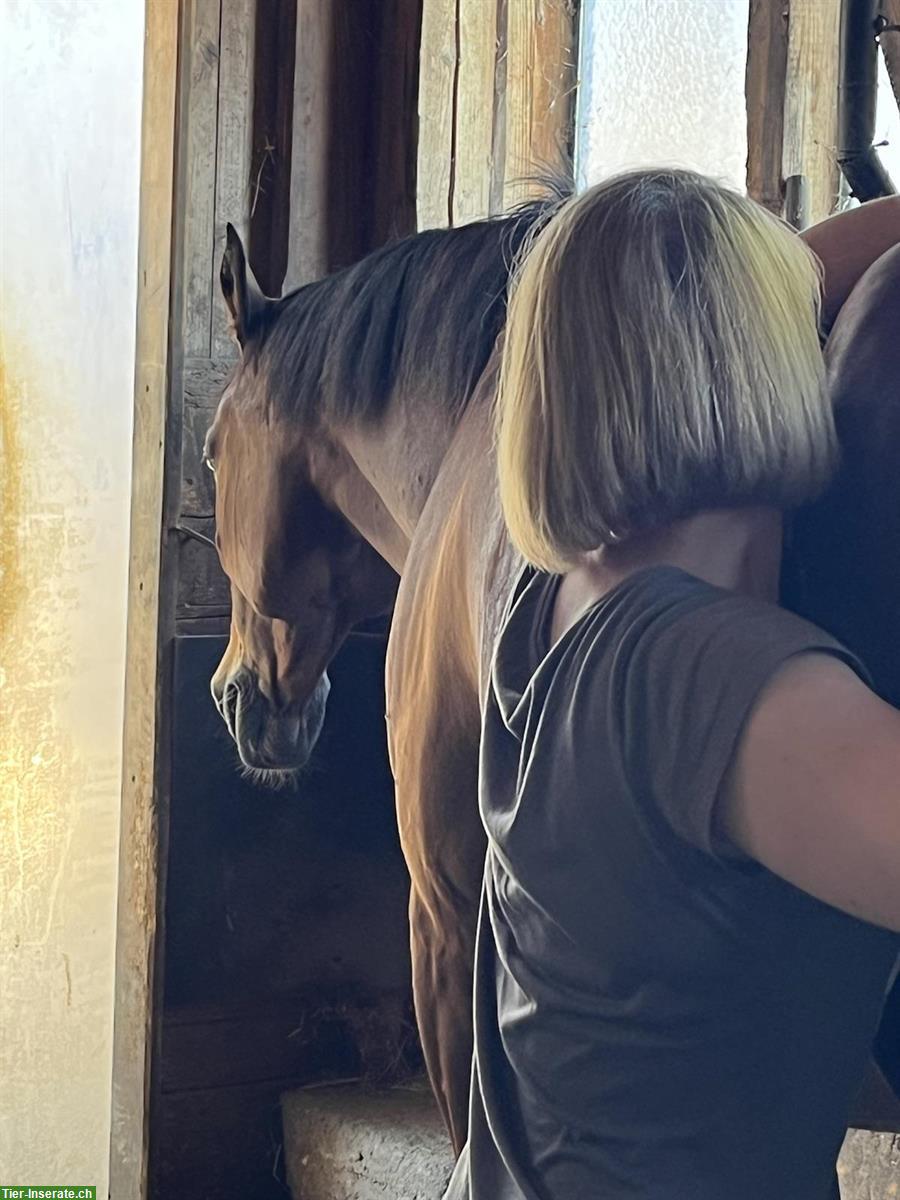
285;0;333;288
782;0;841;226
501;0;576;211
108;0;179;1194
454;0;498;224
176;519;231;619
180;356;231;519
182;0;221;355
211;0;256;356
417;0;457;229
367;0;422;249
745;0;790;214
249;0;297;297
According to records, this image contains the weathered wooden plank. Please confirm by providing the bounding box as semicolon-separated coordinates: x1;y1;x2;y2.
284;0;333;289
109;0;180;1195
782;0;842;227
183;354;234;407
182;0;221;356
454;0;498;224
176;520;231;618
501;0;577;211
181;405;217;517
745;0;789;214
179;357;232;518
249;0;297;298
489;0;509;216
161;1000;360;1094
417;0;457;229
211;0;256;357
367;0;422;248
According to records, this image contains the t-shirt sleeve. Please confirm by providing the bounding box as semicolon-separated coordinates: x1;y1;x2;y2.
616;590;870;862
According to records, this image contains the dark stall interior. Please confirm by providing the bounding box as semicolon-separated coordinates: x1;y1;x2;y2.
157;635;416;1197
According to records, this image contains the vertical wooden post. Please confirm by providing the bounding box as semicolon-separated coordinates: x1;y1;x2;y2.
746;0;790;214
454;0;499;224
249;0;298;298
500;0;577;211
418;0;577;229
182;0;222;358
782;0;842;226
109;0;179;1194
211;0;257;356
417;0;457;229
285;0;333;287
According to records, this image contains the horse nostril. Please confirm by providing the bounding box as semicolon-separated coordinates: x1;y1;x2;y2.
222;680;241;738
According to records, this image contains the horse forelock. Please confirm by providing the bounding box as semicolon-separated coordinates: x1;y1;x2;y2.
254;185;571;430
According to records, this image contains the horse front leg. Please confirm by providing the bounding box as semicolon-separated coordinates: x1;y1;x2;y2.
408;878;477;1155
389;706;485;1155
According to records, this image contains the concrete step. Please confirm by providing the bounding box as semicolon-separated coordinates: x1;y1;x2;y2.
839;1130;900;1197
280;1079;898;1199
281;1080;455;1200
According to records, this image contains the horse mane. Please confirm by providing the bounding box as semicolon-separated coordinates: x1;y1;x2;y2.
256;179;571;426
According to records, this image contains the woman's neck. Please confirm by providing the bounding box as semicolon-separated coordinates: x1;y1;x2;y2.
551;508;783;647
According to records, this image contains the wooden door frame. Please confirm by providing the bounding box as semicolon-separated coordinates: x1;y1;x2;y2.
109;1;181;1194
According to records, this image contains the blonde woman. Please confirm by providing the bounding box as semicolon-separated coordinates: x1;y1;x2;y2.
444;171;900;1200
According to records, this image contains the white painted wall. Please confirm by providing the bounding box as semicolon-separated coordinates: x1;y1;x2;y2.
576;0;749;191
0;0;144;1190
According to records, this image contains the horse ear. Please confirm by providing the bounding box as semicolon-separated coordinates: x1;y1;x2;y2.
220;223;266;350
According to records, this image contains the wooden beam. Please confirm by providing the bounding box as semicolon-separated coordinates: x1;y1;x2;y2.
746;0;790;214
108;0;179;1194
181;0;221;356
285;0;333;286
782;0;842;226
249;0;298;298
454;0;499;224
500;0;577;211
367;0;423;247
211;0;256;356
417;0;457;229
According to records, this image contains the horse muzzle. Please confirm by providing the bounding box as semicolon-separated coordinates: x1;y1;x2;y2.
211;666;331;773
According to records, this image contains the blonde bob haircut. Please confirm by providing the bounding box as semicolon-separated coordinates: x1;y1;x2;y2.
496;168;836;573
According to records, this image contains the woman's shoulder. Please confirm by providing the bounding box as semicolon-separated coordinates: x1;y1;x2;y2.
576;564;872;695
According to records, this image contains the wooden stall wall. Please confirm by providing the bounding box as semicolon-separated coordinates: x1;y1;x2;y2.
151;1;422;1196
417;0;578;229
745;0;900;226
746;0;843;226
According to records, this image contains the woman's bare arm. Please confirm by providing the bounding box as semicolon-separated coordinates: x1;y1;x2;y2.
721;655;900;931
800;197;900;330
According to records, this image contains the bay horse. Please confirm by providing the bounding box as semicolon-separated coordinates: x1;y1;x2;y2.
207;194;900;1153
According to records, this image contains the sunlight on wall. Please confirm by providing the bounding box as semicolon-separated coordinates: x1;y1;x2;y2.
0;1;143;1189
576;0;749;192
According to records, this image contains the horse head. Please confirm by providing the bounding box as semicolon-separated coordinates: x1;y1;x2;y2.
207;226;398;779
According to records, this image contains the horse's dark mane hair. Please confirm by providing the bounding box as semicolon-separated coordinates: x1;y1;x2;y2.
255;180;572;426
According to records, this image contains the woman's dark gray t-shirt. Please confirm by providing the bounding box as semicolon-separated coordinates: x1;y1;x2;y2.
444;565;898;1200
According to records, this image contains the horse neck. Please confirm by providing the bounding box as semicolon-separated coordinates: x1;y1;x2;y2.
336;383;470;551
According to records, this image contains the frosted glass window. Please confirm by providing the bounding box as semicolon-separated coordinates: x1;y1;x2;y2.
875;50;900;186
576;0;750;192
